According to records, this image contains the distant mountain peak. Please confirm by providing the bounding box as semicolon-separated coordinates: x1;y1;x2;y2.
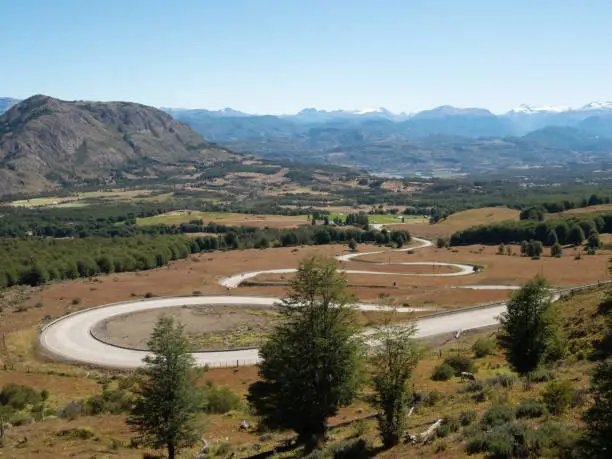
508;104;571;114
581;101;612;111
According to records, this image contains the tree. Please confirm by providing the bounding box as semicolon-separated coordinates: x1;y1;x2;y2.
520;240;530;256
527;240;543;258
580;361;612;458
247;256;364;452
128;316;201;459
348;238;358;252
497;243;506;255
498;277;561;376
550;243;563;258
369;317;422;448
588;230;601;249
545;229;559;247
568;225;585;246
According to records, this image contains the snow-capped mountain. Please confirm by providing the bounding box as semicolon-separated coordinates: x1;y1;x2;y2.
580;101;612;111
508;104;571;115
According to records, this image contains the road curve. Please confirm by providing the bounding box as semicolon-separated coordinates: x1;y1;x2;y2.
220;237;476;289
38;236;519;369
39;294;509;369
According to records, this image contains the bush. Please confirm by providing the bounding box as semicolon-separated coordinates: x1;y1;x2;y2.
542;380;573;415
480;404;515;428
466;422;539;457
0;384;43;410
423;390;443;407
491;374;516;389
472;338;495;358
530;368;555;383
515;398;545;419
431;363;454;381
201;382;242;414
58;401;85;420
308;438;372;459
459;410;477;426
444;356;476;376
57;426;96;440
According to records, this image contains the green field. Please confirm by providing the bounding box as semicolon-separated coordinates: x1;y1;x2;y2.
8;189;159;208
329;213;425;225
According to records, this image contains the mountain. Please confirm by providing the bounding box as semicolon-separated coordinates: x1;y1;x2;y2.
0;98;20;115
0;95;236;195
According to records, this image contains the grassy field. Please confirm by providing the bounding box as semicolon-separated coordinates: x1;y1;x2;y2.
136;210;310;227
327;212;426;225
7;189;159;208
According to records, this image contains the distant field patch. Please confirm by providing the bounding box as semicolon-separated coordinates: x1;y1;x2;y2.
8;189;158;208
136;210;310;228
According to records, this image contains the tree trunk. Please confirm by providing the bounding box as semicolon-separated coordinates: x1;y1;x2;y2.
167;441;175;459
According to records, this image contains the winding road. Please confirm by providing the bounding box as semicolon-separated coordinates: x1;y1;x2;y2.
39;236;523;369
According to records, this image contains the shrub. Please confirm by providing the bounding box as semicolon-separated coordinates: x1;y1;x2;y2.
480;404;515;428
57;426;95;440
537;422;577;455
71;298;81;305
491;374;516;389
0;384;43;410
431;363;454;381
58;401;85;420
308;438;372;459
201;383;242;414
542;380;573;415
444;356;475;376
530;368;555;383
423;390;443;407
466;422;539;457
472;338;495;358
436;238;448;249
442;415;460;433
459;410;477;426
9;412;33;426
434;439;447;452
515;398;545;419
459;379;486;393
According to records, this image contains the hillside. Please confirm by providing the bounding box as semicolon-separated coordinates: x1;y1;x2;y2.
0;95;237;195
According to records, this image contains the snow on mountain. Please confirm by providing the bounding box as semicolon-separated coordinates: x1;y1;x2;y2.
580;101;612;111
508;104;571;115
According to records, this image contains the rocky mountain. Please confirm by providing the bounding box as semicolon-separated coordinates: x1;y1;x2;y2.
0;98;20;115
0;95;237;195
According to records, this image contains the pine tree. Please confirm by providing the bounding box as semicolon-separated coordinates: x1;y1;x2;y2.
247;256;364;452
580;361;612;457
128;316;201;459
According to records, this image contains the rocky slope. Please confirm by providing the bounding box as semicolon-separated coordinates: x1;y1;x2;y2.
0;95;236;195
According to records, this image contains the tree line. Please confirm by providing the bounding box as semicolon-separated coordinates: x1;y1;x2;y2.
450;213;612;246
0;225;411;289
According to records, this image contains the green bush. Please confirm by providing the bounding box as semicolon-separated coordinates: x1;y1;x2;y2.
491;374;516;389
530;368;555;383
466;422;539;457
515;398;545;419
542;380;573;415
459;379;486;393
201;382;242;414
459;410;477;426
444;355;476;376
472;338;495;358
437;415;460;438
0;384;43;410
431;363;454;381
480;404;515;428
304;438;373;459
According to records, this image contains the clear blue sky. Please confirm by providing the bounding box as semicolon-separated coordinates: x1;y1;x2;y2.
1;0;611;114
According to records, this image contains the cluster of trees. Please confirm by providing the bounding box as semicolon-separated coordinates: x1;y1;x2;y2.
0;224;411;289
451;213;612;246
519;193;610;221
330;212;369;227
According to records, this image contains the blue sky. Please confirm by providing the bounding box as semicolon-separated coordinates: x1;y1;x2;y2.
1;0;611;113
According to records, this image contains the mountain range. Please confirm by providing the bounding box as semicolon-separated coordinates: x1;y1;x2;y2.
161;101;612;176
2;96;612;182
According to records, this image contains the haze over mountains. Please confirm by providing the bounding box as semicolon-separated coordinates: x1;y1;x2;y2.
2;95;612;187
163;100;612;176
